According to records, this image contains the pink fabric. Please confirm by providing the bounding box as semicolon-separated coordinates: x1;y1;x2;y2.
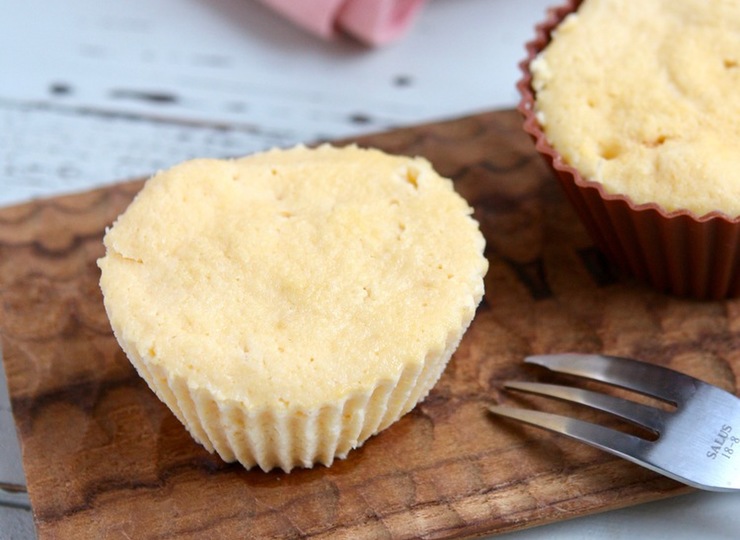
257;0;426;46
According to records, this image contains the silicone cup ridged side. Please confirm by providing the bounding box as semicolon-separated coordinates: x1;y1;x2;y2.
517;0;740;299
110;293;480;472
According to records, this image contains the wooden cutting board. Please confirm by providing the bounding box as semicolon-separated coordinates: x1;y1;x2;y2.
2;109;739;539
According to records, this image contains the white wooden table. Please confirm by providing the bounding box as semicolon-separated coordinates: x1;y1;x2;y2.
2;1;740;538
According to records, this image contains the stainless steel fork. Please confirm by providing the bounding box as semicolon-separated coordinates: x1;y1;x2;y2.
488;353;740;491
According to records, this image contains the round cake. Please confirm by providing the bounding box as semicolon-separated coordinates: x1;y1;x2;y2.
530;0;740;218
519;0;740;299
98;144;487;471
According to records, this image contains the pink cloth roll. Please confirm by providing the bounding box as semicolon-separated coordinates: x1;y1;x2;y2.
257;0;426;46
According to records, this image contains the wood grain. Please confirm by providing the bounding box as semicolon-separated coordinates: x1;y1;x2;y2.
1;109;738;539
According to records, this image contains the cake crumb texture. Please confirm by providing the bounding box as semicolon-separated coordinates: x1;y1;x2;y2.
532;0;740;217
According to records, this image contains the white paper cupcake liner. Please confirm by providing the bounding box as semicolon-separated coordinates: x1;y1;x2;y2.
114;310;472;472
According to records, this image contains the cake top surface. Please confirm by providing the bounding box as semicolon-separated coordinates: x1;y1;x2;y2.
531;0;740;217
98;144;487;409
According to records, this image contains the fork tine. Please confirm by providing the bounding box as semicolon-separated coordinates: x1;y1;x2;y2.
488;404;653;465
525;353;698;404
504;381;666;432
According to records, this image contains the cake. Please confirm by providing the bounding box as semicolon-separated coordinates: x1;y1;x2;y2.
530;0;740;218
97;144;488;472
519;0;740;299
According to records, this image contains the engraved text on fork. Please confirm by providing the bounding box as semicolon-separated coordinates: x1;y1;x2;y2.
706;424;739;460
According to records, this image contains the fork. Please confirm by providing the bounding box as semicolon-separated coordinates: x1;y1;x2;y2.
488;353;740;491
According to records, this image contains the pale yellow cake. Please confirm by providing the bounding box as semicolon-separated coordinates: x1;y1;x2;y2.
531;0;740;217
98;144;487;471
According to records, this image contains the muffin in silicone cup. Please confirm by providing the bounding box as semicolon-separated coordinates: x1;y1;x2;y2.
517;0;740;300
98;144;487;472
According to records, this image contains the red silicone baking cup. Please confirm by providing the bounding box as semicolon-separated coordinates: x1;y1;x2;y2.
517;0;740;300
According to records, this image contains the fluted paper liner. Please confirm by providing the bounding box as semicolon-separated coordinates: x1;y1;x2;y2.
518;0;740;299
111;309;473;472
